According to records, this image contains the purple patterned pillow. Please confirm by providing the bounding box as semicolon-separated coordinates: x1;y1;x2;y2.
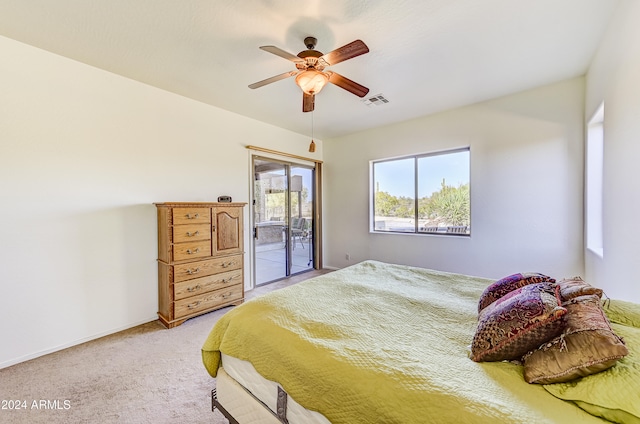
471;282;566;362
478;272;556;313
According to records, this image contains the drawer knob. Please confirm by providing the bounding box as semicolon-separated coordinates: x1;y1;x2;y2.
186;248;200;255
187;284;202;293
186;230;199;237
185;213;199;219
187;301;202;310
186;267;200;275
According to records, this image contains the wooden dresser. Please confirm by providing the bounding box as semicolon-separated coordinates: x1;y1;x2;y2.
155;202;246;328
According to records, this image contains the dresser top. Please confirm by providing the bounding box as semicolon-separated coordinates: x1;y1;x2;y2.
155;202;247;208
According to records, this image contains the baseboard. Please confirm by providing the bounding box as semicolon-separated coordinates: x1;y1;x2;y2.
0;316;159;369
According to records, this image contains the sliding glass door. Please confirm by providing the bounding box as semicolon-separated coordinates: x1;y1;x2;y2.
252;157;314;285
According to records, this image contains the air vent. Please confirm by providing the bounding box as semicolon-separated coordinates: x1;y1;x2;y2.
362;93;390;107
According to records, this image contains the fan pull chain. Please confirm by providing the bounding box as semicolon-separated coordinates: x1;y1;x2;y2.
309;110;316;152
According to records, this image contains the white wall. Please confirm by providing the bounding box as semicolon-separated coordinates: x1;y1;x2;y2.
584;0;640;304
0;36;321;368
324;78;585;282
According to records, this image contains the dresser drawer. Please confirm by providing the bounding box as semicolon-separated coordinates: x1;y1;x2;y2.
173;240;211;262
173;223;211;243
173;207;211;225
174;284;243;318
173;254;243;283
173;269;242;301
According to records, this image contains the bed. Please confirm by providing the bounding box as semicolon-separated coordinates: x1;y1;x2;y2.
202;260;640;424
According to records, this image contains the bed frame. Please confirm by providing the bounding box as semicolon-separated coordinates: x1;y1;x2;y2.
211;390;240;424
211;368;292;424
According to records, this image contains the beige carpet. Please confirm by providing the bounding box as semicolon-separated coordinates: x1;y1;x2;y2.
0;270;331;424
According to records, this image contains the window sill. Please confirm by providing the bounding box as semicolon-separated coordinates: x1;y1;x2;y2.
587;246;604;259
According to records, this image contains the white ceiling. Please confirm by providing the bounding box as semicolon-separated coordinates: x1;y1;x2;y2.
0;0;619;139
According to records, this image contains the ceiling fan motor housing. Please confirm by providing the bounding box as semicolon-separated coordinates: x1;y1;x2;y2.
297;51;323;70
298;38;323;70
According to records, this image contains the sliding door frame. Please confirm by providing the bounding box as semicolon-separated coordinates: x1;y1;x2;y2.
247;146;323;289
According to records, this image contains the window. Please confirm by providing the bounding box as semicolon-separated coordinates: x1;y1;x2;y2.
371;148;470;235
586;103;604;257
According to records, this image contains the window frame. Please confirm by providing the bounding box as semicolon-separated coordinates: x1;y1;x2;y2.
586;103;604;257
370;147;471;236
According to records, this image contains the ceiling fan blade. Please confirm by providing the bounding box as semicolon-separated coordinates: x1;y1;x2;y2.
319;40;369;66
327;72;369;98
259;46;306;64
248;71;299;89
303;93;315;112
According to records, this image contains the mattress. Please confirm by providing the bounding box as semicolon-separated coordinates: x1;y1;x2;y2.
220;353;330;424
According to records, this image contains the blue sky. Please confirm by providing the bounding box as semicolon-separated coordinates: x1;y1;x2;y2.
374;150;469;198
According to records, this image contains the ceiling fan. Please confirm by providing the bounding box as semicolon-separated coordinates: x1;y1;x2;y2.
248;37;370;112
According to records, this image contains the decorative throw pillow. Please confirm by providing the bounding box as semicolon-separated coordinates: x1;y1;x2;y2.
478;272;556;313
557;277;603;302
471;282;566;362
523;294;628;384
543;320;640;422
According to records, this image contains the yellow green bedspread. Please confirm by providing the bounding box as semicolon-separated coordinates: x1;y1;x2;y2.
202;260;637;423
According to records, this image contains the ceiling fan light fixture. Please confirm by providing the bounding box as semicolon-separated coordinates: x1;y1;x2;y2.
295;69;329;95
